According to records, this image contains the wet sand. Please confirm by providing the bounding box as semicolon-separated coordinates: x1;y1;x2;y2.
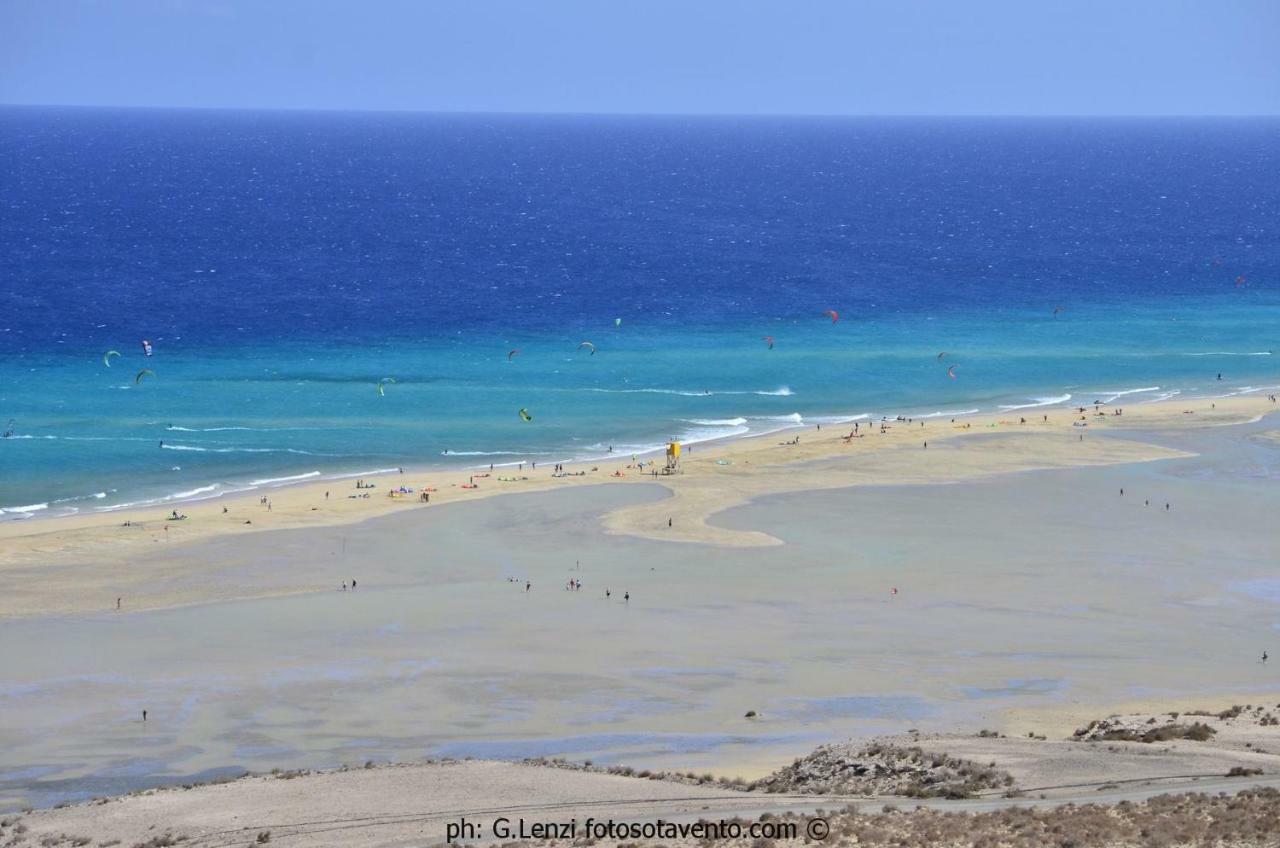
2;396;1278;811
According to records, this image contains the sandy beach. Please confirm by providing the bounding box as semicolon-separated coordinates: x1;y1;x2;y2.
2;390;1279;818
1;392;1272;619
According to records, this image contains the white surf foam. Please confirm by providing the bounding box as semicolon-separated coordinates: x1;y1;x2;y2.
161;443;327;456
319;468;403;482
249;471;322;486
169;484;222;499
51;491;110;505
908;408;982;419
441;450;551;457
808;413;870;425
586;388;714;397
998;394;1072;411
676;424;751;445
584;386;793;398
1086;386;1161;403
0;502;49;515
1209;384;1280;399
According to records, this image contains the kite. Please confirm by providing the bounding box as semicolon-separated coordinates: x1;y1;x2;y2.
762;336;774;350
615;318;622;327
519;408;533;422
577;341;596;355
947;366;957;380
377;377;396;397
1236;275;1247;288
141;340;154;357
936;352;946;361
508;349;520;361
103;350;121;368
135;369;155;385
823;310;839;323
1052;306;1065;316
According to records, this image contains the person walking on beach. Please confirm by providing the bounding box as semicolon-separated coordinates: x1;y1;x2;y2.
525;581;531;592
116;597;121;610
668;517;672;528
142;710;147;722
624;591;630;604
1263;651;1269;664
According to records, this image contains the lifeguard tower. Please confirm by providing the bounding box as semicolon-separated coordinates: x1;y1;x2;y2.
664;440;681;474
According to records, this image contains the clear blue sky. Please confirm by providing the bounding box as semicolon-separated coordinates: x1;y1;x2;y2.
2;0;1277;115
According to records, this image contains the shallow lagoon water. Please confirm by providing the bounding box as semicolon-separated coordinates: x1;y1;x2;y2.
3;416;1280;809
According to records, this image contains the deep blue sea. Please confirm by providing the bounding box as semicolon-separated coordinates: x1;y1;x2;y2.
1;108;1277;516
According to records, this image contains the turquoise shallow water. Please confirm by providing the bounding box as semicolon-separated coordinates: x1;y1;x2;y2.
3;298;1278;517
1;110;1278;514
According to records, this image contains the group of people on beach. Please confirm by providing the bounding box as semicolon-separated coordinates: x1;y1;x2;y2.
507;574;630;604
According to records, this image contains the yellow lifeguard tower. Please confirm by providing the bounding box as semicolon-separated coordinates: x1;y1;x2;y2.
664;441;681;474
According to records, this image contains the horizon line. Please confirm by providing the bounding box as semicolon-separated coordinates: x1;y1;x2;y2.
2;102;1278;120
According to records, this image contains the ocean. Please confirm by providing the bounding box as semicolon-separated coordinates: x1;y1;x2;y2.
1;108;1277;516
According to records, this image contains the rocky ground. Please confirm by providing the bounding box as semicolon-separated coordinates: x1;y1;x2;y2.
473;788;1280;848
527;742;1013;800
746;742;1014;798
1073;702;1280;746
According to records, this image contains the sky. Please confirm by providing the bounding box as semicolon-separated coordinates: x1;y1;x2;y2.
1;0;1277;116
